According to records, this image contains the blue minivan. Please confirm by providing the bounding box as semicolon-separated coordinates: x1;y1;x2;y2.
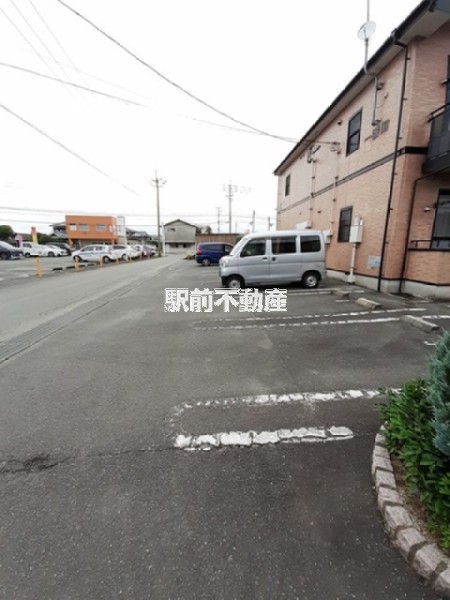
195;242;233;266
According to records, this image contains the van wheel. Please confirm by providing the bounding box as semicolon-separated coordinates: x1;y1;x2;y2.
103;256;111;264
201;257;211;266
302;271;320;289
226;275;244;290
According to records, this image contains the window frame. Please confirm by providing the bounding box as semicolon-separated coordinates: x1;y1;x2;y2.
240;239;267;258
284;174;291;197
431;190;450;249
346;110;362;155
338;206;353;243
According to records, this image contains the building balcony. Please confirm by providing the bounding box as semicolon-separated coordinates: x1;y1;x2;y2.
423;105;450;174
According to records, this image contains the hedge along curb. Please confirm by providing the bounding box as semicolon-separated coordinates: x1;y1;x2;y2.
372;427;450;599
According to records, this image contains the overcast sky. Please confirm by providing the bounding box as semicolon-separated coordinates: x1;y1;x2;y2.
0;0;420;236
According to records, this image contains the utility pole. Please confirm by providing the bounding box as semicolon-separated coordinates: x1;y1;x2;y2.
150;171;166;257
251;210;256;233
223;182;251;233
223;182;236;234
268;216;272;230
216;206;222;233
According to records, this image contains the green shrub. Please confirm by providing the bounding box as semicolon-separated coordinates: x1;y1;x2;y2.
378;380;450;549
428;330;450;457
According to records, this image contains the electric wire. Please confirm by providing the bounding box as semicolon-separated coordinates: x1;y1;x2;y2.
0;103;141;198
0;61;297;141
0;62;145;106
27;0;91;89
6;0;81;102
54;0;296;143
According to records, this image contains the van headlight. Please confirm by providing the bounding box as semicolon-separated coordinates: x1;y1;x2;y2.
220;257;230;267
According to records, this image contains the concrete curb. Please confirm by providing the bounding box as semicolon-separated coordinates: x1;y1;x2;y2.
372;428;450;598
356;297;381;310
401;314;439;333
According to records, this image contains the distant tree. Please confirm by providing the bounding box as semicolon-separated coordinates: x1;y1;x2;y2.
37;233;54;244
0;225;15;241
204;225;212;235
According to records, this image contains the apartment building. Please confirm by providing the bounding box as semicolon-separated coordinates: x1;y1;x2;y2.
274;0;450;298
65;215;118;247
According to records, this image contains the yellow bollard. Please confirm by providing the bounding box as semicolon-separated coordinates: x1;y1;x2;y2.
35;255;42;278
74;259;79;272
98;256;102;268
116;255;119;265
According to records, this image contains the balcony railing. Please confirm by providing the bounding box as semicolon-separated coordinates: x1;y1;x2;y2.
409;238;450;250
423;104;450;174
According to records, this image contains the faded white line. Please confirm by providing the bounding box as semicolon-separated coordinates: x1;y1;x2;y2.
172;388;387;417
174;426;354;450
194;307;425;325
195;313;449;331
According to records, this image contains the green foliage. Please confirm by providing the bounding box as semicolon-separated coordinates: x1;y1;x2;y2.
378;380;450;548
427;331;450;457
0;225;15;241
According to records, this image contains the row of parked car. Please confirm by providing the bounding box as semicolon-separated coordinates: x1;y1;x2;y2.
72;244;156;263
0;241;157;261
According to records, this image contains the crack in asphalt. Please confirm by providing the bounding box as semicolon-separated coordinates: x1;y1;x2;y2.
0;431;377;475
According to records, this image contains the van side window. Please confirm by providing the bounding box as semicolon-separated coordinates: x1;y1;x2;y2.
271;237;296;254
241;239;266;257
300;236;321;253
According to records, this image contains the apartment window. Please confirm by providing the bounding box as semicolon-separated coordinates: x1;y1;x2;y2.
285;174;291;196
431;191;450;249
271;236;296;254
96;224;106;231
346;110;362;155
446;57;450;106
69;223;77;231
338;207;353;242
78;223;89;231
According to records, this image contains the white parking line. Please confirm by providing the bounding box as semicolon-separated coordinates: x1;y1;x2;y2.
172;388;387;418
195;313;450;331
174;426;354;450
194;307;425;324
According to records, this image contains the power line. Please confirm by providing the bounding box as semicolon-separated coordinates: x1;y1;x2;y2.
27;0;90;89
0;205;273;221
0;62;145;106
18;50;297;143
54;0;296;143
6;0;80;103
0;103;141;197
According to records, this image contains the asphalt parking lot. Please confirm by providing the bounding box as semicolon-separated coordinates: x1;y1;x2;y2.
1;257;448;598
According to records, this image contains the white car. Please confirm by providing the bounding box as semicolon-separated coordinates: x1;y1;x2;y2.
43;245;65;257
21;242;62;257
72;245;116;263
111;244;139;260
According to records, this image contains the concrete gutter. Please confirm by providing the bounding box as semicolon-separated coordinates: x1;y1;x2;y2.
372;428;450;598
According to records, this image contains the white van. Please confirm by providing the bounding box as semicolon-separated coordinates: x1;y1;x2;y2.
219;230;326;289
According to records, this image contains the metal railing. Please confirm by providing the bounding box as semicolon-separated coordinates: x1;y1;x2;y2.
409;238;450;250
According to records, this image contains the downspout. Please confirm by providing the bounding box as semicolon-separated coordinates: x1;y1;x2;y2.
377;39;409;292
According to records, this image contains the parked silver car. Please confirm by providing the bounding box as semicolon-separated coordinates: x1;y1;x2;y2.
72;245;116;263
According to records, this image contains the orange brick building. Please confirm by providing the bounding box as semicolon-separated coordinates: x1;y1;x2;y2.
65;215;118;246
275;0;450;299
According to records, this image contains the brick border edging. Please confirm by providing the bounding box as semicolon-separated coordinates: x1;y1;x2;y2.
372;427;450;598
